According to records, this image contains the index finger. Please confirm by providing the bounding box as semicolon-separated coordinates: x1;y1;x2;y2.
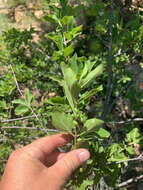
22;133;73;162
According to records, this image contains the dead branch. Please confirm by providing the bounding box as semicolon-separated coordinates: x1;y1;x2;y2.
107;118;143;126
0;126;58;133
117;175;143;188
9;64;48;134
116;153;143;164
0;114;46;123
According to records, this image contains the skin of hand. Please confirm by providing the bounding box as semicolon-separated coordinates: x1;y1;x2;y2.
0;133;90;190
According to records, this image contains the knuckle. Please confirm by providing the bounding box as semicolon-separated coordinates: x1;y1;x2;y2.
9;148;23;161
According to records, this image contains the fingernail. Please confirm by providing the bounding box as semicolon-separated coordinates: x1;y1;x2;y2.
78;150;90;162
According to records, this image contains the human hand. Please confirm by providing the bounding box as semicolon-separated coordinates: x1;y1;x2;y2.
0;133;90;190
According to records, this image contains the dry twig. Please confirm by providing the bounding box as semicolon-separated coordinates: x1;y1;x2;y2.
107;118;143;126
0;126;58;133
117;174;143;188
0;114;46;123
9;64;48;134
116;153;143;164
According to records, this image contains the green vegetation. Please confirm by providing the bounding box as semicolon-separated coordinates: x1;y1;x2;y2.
0;0;143;189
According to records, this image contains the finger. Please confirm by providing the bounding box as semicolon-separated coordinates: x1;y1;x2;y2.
48;149;90;187
22;133;73;162
44;150;66;167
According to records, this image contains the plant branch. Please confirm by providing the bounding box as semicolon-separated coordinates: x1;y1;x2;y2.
9;64;48;133
107;118;143;126
117;174;143;188
0;126;58;133
102;0;114;120
0;114;46;123
10;64;23;97
116;153;143;164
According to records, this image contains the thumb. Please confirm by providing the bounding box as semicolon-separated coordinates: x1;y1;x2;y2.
50;149;90;186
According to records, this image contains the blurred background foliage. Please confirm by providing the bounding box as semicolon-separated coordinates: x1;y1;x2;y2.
0;0;143;189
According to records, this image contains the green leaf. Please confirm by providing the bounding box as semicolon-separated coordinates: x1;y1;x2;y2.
95;128;110;138
61;62;79;107
15;105;29;115
48;74;63;86
12;99;26;105
46;32;58;45
57;33;64;50
63;24;82;42
95;24;107;34
126;128;140;144
25;88;32;105
126;146;134;155
0;100;6;109
77;56;87;63
46;32;63;50
63;25;82;42
71;25;82;36
52;112;75;134
63;31;73;42
47;14;62;26
46;96;66;105
69;53;78;74
52;50;63;61
79;62;88;80
61;16;74;29
80;85;103;102
63;45;74;57
84;118;104;131
78;180;93;190
112;153;128;162
63;81;75;111
61;62;77;90
80;64;104;88
80;60;96;80
67;16;74;31
108;144;124;158
70;81;80;101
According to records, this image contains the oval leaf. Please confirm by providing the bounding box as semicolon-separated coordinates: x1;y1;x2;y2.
80;64;104;88
52;112;75;134
15;105;29;115
12;99;26;105
95;128;110;138
84;118;104;131
25;88;32;105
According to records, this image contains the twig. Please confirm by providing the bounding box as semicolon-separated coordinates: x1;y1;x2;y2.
0;126;58;133
107;118;143;126
2;116;143;130
0;114;46;123
9;64;48;134
10;64;23;97
100;177;108;190
116;153;143;164
117;175;143;188
102;0;114;120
